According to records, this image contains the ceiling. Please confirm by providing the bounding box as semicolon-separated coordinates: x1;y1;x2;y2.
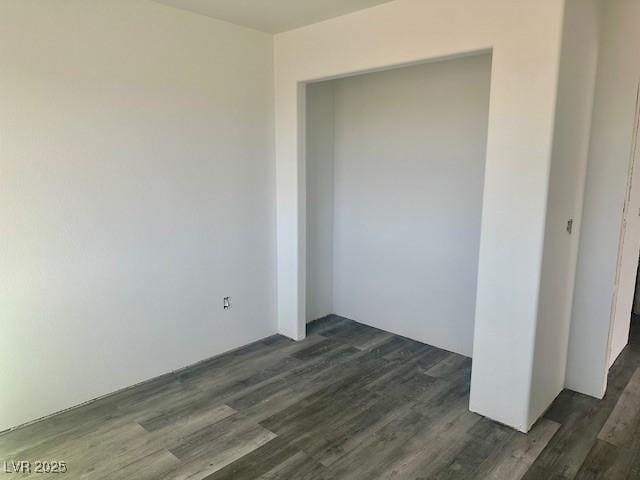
152;0;395;34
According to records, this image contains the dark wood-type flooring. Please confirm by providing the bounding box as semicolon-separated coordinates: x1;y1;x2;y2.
2;315;640;479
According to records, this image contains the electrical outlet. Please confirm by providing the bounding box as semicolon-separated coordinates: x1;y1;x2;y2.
223;297;231;310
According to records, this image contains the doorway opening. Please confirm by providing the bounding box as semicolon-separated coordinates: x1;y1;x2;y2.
608;82;640;367
304;52;492;357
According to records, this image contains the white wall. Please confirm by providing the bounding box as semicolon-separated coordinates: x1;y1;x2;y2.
319;55;490;356
306;83;335;322
275;0;565;431
566;0;640;398
528;0;601;425
0;0;276;431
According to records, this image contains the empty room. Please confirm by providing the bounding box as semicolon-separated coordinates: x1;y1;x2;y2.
2;1;640;479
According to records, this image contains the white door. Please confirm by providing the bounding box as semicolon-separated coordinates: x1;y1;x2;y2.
608;81;640;366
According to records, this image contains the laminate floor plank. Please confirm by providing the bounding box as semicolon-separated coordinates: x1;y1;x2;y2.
202;436;305;480
574;439;625;480
306;315;352;336
92;449;180;480
478;418;560;480
426;354;473;380
315;317;393;351
598;368;640;447
429;418;516;480
3;316;640;479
